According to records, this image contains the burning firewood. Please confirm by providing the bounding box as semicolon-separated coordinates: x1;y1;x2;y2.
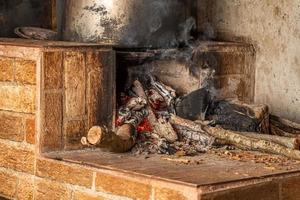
170;115;300;160
132;80;178;142
82;105;149;152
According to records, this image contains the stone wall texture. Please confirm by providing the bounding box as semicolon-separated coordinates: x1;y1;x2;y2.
197;0;300;123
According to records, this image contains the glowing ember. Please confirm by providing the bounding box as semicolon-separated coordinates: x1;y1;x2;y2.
137;119;152;133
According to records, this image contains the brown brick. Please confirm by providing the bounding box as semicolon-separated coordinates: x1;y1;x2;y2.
25;118;35;144
86;51;102;73
73;191;108;200
281;176;300;200
87;70;101;130
16;176;34;200
43;51;63;90
0;85;36;113
95;173;151;200
201;182;279;200
87;50;115;130
36;159;93;187
64;120;85;150
154;188;187;200
0;171;17;199
35;179;70;200
0;143;35;174
41;92;62;152
0;57;14;82
64;51;86;118
15;59;36;85
0;112;24;142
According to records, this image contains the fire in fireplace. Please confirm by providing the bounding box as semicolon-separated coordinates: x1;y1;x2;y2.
81;41;300;161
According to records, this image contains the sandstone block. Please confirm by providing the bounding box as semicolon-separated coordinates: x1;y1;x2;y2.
25;117;35;144
0;171;17;199
41;92;62;152
64;120;85;150
36;159;93;187
201;182;279;200
87;70;102;130
0;112;24;142
35;179;70;200
281;176;300;200
43;52;63;90
0;57;14;82
86;51;102;73
15;59;36;85
16;176;34;200
64;51;85;118
154;188;187;200
0;143;35;174
73;191;108;200
0;85;36;113
95;173;151;200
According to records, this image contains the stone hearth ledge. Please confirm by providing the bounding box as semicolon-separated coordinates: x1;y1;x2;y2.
43;149;300;200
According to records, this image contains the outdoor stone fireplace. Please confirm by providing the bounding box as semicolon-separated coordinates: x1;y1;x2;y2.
0;38;300;200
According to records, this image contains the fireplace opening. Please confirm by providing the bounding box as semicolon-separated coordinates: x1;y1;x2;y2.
43;41;300;188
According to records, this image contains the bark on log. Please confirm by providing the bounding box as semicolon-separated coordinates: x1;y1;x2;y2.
132;80;178;142
170;115;300;160
82;125;136;153
241;132;299;150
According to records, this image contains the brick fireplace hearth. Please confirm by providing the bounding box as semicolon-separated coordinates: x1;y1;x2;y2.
1;38;300;200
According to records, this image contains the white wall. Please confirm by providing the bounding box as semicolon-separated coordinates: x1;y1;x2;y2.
198;0;300;122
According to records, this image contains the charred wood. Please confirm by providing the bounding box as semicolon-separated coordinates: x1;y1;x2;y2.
206;100;262;133
270;124;297;138
175;87;211;121
132;80;178;142
270;115;300;135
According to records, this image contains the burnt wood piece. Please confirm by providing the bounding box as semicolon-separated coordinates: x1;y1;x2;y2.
82;125;136;153
206;100;261;132
132;80;178;142
270;124;297;138
270;115;300;135
175;87;211;121
229;100;270;134
170;115;300;160
117;98;147;125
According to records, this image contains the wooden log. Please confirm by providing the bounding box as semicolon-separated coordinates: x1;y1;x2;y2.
82;125;136;153
270;123;297;138
170;115;300;160
270;115;300;135
132;80;178;142
241;132;299;150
